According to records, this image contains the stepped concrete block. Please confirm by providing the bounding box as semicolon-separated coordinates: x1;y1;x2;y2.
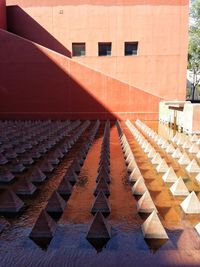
142;211;169;239
132;177;147;196
162;167;178;183
156;159;169;173
180;191;200;214
186;159;200;173
137;191;157;213
169;177;189;196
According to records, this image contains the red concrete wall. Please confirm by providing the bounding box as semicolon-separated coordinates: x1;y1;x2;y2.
0;30;162;120
6;0;189;100
0;0;6;29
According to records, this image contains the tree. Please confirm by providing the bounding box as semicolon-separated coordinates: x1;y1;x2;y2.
188;0;200;100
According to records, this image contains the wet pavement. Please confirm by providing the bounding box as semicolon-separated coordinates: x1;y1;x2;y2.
0;120;200;267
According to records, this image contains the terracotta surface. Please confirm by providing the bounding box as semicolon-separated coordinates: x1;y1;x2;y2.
0;0;6;29
6;0;189;100
0;29;162;120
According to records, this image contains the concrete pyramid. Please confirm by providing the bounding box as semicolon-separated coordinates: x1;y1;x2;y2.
148;148;156;159
98;163;110;174
125;152;134;165
183;140;192;149
172;148;182;159
144;143;152;154
141;140;148;150
142;210;169;239
129;166;142;183
172;133;179;143
91;191;111;217
157;137;165;146
176;137;185;146
127;159;137;173
15;179;37;195
0;167;15;183
189;144;199;154
57;179;72;198
195;172;200;183
124;147;131;158
64;169;78;185
86;211;111;241
197;150;200;159
161;141;169;149
132;177;147;196
186;159;200;173
151;153;162;165
29;210;57;241
0;154;8;165
194;222;200;235
40;161;54;173
162;167;178;183
190;134;198;142
178;152;191;165
96;169;111;184
165;143;175;154
180;191;200;213
46;191;66;214
137;191;157;213
29;167;46;183
94;178;110;197
170;177;189;196
0;189;24;213
156;159;169;173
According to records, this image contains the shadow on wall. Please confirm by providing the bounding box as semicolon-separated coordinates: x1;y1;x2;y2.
0;29;162;120
7;5;71;57
0;30;118;120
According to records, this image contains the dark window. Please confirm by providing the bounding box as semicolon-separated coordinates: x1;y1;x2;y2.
72;43;86;57
98;42;112;56
125;42;138;56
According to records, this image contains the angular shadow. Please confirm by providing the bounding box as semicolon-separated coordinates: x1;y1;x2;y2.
7;5;71;57
0;29;117;120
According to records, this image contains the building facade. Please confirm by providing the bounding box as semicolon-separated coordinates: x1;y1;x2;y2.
0;0;189;120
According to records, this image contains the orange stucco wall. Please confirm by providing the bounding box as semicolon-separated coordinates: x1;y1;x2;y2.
0;0;6;29
6;0;189;100
0;29;162;120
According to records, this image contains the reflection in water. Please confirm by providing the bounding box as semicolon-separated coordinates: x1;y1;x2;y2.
0;122;199;266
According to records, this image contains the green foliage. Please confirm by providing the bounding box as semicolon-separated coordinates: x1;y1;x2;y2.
188;0;200;94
